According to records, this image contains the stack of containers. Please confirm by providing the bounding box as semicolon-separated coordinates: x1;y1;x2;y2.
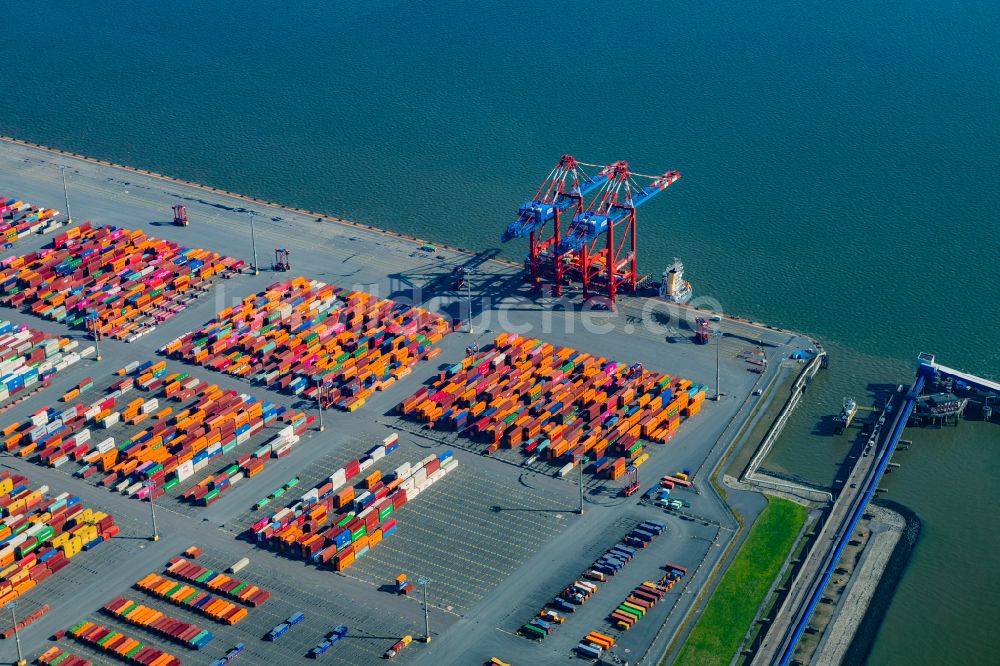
134;573;249;625
1;362;304;502
37;646;92;666
0;320;88;404
248;434;401;554
247;435;458;572
161;277;450;411
0;196;63;245
103;596;215;649
163;557;270;607
0;224;244;341
0;472;118;605
398;334;705;474
68;620;180;665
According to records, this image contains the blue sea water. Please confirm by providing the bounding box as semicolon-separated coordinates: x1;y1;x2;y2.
2;1;998;663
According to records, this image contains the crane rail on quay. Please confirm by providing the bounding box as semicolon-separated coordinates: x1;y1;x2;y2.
503;156;681;306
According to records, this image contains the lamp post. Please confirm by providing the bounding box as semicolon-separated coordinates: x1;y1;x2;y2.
465;270;474;334
715;331;721;401
6;601;25;666
144;481;159;541
418;577;432;643
59;165;73;225
578;457;585;515
247;211;259;275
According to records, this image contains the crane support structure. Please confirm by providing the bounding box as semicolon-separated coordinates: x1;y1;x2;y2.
503;155;611;295
506;157;681;306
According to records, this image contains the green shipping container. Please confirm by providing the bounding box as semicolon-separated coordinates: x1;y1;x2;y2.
350;526;366;542
97;631;119;646
336;514;354;528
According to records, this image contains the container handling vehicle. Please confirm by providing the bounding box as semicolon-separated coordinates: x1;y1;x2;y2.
172;204;189;227
622;465;640;496
273;248;290;272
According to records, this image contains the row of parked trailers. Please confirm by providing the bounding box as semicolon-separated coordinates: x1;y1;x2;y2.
161;277;451;412
135;571;252;626
250;440;457;572
0;223;243;341
37;646;92;666
521;521;665;641
103;596;215;650
0;471;118;606
68;619;180;666
0;320;89;405
164;557;271;607
398;334;705;475
0;195;63;246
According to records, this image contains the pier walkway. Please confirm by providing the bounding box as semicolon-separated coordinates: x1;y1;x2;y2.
918;352;1000;395
752;375;922;665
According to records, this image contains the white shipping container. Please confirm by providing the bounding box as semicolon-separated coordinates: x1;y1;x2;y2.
97;437;116;454
103;412;120;428
228;557;250;574
176;460;195;481
358;458;374;472
141;398;159;414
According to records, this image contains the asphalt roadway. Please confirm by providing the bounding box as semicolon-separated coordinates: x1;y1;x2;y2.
0;140;814;665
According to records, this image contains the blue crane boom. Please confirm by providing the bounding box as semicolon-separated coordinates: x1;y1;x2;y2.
502;157;609;242
556;168;680;255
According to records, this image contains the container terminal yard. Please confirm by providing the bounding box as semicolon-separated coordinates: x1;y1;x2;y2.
6;136;988;666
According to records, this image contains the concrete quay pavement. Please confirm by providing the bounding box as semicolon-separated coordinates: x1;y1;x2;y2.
0;139;815;665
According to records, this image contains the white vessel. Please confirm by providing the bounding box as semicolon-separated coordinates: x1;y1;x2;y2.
659;258;692;304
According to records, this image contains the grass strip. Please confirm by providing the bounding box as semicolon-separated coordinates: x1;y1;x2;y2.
675;497;808;666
